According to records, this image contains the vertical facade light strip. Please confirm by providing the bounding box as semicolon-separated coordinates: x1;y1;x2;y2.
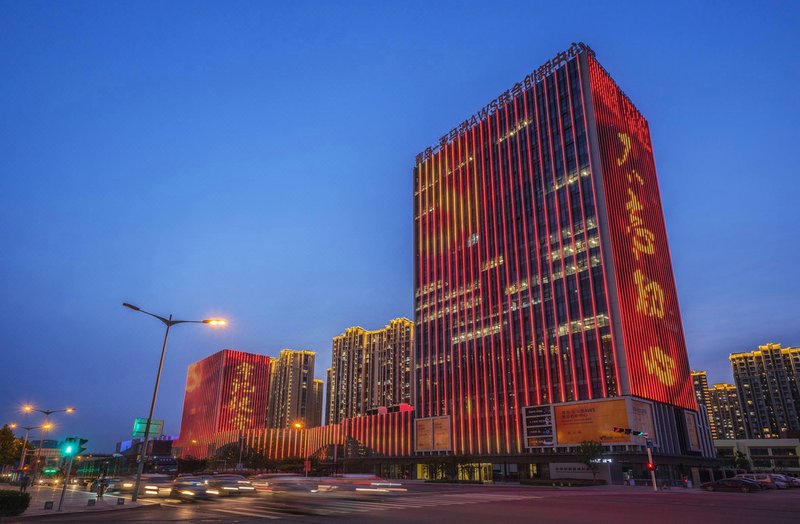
577;54;620;397
522;86;547;405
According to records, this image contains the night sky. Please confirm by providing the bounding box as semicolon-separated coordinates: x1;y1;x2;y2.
1;1;798;451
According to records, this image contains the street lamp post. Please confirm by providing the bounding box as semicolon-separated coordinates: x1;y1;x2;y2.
9;424;43;471
122;302;225;502
22;406;74;479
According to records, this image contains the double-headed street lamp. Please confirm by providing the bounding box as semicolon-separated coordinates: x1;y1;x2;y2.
21;406;75;477
122;302;226;502
9;423;46;471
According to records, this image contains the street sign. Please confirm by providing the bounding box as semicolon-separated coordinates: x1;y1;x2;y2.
132;418;163;438
646;439;653;449
524;405;555;448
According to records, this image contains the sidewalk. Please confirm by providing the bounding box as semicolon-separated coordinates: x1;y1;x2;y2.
8;485;154;520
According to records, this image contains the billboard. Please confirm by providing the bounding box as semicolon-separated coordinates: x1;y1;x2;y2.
588;56;696;411
415;418;433;452
630;400;657;445
684;410;701;451
414;416;451;452
554;399;629;445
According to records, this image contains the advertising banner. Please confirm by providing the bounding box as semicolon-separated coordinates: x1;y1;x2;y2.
415;418;433;452
554;399;629;445
684;410;701;451
588;56;697;411
630;400;657;445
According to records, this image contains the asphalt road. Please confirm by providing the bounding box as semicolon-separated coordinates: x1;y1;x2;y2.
15;483;800;523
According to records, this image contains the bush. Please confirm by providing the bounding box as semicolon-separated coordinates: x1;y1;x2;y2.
0;490;31;517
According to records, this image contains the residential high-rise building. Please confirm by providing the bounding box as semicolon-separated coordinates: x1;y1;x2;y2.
692;371;716;437
413;42;705;458
328;318;414;424
267;349;318;428
731;343;800;438
692;371;747;440
177;349;272;445
708;383;747;440
325;368;333;425
307;379;324;428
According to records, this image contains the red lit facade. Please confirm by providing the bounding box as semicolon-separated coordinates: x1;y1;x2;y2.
176;349;272;451
413;43;697;457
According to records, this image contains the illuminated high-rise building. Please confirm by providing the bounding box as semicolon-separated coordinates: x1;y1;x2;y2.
328;318;414;424
692;371;716;437
267;349;318;428
708;383;747;440
731;343;800;438
413;42;706;458
308;379;324;428
177;349;272;446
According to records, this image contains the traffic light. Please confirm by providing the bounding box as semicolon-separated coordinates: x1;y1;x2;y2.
613;427;624;433
646;462;656;472
632;430;645;437
61;437;88;458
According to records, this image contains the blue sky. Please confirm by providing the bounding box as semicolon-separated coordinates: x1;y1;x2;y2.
1;1;798;450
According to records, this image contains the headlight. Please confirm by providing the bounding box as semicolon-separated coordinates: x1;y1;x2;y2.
122;483;133;488
180;490;196;496
205;489;220;495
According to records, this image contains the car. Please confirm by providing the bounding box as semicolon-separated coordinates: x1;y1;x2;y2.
702;478;762;493
771;474;800;488
37;477;61;487
139;475;174;497
735;473;789;490
208;474;254;496
170;475;213;500
111;475;174;496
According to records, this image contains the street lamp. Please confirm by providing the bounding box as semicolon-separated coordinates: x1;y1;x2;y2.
122;302;226;501
8;424;43;471
21;406;75;478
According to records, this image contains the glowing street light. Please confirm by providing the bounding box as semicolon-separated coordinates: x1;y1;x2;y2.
21;406;75;478
8;423;46;471
122;302;227;501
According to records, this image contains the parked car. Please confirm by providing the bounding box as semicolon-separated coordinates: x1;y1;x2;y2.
702;478;762;493
735;473;789;490
771;474;800;488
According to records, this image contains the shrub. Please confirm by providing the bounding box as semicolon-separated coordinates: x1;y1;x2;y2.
0;490;31;517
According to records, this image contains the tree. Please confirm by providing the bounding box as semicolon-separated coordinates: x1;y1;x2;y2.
732;451;751;472
576;440;604;480
176;456;207;474
0;425;17;467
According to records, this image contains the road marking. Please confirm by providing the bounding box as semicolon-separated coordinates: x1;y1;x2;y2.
205;506;282;519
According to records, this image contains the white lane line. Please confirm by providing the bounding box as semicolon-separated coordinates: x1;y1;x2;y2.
205;506;282;519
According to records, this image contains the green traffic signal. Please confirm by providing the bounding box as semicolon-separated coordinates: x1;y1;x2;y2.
61;437;88;458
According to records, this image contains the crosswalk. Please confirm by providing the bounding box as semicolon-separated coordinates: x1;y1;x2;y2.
143;491;543;520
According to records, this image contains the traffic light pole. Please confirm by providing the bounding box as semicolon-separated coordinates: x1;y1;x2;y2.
646;444;657;492
57;456;74;512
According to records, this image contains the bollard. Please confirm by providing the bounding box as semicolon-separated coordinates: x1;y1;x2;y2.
88;499;96;506
117;498;125;505
43;501;54;510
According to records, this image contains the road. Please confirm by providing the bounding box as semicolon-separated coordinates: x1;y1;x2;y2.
15;483;800;523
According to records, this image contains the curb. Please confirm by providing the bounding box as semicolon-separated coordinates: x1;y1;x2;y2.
4;502;160;522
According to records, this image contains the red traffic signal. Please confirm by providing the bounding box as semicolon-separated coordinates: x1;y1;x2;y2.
646;463;656;472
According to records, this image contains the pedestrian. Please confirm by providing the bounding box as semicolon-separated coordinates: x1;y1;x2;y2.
96;478;105;499
19;474;30;493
